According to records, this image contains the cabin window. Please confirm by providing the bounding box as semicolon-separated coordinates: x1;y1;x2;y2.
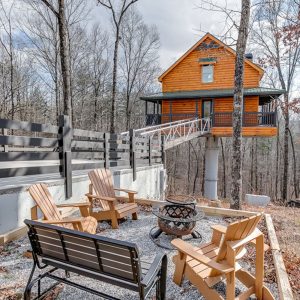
202;65;213;83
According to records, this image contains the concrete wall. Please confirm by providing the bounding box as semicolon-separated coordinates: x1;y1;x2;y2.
0;164;166;235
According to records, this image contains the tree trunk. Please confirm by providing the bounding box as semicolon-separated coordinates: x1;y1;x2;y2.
220;137;226;198
58;0;72;123
110;29;119;133
288;127;298;198
230;0;250;209
282;93;289;202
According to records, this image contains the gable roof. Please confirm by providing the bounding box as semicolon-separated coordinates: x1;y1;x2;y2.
158;33;264;82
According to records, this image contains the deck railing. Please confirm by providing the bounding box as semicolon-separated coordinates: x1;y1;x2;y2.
146;112;277;127
211;112;277;127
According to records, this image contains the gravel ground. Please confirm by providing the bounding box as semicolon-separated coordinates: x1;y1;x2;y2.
0;210;279;300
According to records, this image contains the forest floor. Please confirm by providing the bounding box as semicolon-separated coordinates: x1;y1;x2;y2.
196;197;300;299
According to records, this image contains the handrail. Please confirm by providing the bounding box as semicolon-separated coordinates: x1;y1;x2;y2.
139;118;201;136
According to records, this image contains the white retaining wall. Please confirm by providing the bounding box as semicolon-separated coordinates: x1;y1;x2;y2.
0;165;166;235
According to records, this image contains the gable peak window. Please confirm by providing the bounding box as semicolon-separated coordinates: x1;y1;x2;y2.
202;65;213;83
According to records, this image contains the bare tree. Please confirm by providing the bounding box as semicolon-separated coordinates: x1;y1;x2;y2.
97;0;138;133
0;1;15;119
119;8;159;130
39;0;72;122
252;0;300;202
230;0;251;209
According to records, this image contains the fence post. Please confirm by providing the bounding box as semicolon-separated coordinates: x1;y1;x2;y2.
148;136;152;166
129;129;136;181
59;115;72;199
2;128;8;152
161;135;166;167
104;132;110;169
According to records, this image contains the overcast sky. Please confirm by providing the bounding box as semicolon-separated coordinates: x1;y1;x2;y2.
92;0;238;71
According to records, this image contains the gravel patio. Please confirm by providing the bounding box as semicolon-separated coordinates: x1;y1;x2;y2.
0;209;279;299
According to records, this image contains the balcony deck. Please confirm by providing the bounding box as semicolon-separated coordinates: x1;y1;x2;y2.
145;112;278;137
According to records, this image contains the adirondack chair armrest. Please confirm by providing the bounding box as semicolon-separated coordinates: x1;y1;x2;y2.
85;193;116;202
56;202;91;208
211;224;227;234
40;217;84;225
114;188;137;194
172;239;234;273
227;228;263;250
141;253;167;287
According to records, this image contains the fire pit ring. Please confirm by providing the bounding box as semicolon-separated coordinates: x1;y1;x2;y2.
150;196;205;249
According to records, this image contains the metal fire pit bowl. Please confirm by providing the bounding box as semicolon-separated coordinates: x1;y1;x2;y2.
150;196;204;250
153;204;202;236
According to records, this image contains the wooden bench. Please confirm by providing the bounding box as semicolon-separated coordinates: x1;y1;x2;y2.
24;219;167;300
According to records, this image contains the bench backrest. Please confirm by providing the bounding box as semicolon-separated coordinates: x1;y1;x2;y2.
88;169;116;210
25;219;142;285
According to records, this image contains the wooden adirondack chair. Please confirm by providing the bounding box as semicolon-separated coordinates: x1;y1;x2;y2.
28;183;97;234
86;168;138;229
172;214;275;300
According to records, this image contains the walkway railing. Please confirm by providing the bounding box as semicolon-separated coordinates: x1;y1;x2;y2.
122;117;211;150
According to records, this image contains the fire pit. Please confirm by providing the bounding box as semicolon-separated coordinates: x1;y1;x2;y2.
150;196;204;249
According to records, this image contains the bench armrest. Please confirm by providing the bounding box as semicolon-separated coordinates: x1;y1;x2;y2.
172;239;234;273
114;188;137;194
141;253;167;287
85;193;116;202
41;217;84;225
56;202;91;208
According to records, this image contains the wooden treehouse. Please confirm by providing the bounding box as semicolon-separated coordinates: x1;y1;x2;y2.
141;33;284;137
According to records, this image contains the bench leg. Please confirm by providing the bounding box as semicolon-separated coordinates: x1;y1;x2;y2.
157;254;167;300
24;262;37;300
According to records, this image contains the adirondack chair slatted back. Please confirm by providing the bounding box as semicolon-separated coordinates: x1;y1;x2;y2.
210;214;262;277
88;169;115;210
28;183;74;230
25;219;142;285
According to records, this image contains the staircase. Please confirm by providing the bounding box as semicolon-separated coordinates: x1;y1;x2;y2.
121;117;210;150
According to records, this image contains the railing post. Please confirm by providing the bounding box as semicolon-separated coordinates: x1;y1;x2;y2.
149;136;152;166
104;132;110;169
59;115;72;199
129;129;136;181
161;135;166;167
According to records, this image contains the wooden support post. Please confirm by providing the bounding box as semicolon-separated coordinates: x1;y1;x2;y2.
129;129;136;181
104;132;110;169
59;115;72;198
149;136;152;166
161;135;166;167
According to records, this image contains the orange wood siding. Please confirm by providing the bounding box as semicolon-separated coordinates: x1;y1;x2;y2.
161;99;202;122
213;96;259;113
162;37;260;92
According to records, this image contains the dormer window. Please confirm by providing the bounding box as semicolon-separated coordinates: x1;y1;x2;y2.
202;65;213;83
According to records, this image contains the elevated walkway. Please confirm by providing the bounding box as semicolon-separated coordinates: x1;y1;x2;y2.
122;118;210;149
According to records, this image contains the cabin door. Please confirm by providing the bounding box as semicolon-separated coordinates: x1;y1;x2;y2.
202;99;213;118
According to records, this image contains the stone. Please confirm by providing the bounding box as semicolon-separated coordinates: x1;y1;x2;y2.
245;194;270;207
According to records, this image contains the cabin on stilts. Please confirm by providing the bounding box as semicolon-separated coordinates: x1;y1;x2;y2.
141;33;284;137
